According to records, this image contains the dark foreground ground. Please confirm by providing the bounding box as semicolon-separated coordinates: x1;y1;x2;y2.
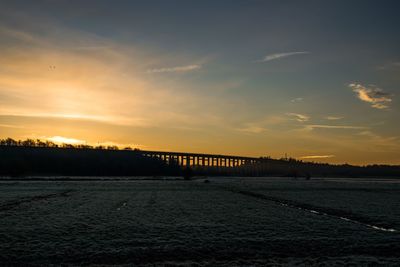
1;177;400;266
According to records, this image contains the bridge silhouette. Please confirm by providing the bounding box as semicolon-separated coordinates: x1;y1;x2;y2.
139;150;262;168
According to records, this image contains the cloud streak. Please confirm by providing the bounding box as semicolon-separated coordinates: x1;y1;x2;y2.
325;116;343;120
305;124;367;131
146;64;201;73
377;62;400;70
290;97;303;103
236;125;267;134
300;155;335;159
258;51;309;62
0;22;213;131
287;113;309;122
348;83;392;109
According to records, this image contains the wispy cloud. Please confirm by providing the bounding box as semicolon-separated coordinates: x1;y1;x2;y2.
0;22;216;131
348;83;392;109
325;116;343;120
237;125;267;134
305;124;367;131
290;97;303;103
0;123;25;129
286;113;309;122
257;51;309;62
357;131;399;143
146;64;201;74
0;113;149;127
0;25;44;46
355;131;400;153
300;155;335;159
377;62;400;70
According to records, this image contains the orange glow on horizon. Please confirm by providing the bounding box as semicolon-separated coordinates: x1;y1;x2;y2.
1;21;399;165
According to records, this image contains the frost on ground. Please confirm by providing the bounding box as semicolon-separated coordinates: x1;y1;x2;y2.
0;177;399;266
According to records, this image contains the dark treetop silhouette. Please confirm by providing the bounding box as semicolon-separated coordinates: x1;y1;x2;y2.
1;138;400;178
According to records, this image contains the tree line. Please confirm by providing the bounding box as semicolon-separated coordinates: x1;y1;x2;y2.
0;138;179;177
0;137;139;151
1;137;400;178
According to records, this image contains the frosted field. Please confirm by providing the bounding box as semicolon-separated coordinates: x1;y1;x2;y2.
1;177;400;266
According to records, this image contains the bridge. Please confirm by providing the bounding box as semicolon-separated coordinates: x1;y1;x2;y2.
139;150;262;168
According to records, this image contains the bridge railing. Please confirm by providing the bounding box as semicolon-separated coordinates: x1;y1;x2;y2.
138;150;262;168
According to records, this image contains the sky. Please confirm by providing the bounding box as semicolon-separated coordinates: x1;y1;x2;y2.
0;0;400;165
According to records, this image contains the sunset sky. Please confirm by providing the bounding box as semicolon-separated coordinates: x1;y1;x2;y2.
1;0;400;165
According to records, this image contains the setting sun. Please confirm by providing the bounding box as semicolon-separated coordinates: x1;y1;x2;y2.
46;136;85;145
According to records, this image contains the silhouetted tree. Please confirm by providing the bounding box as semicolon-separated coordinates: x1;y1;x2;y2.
1;137;400;178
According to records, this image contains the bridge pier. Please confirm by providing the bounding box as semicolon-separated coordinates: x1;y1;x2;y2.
139;150;263;173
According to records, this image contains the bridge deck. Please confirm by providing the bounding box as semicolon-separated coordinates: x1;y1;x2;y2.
138;150;264;168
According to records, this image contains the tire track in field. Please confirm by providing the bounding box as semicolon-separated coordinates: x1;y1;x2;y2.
0;190;74;212
216;184;398;233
